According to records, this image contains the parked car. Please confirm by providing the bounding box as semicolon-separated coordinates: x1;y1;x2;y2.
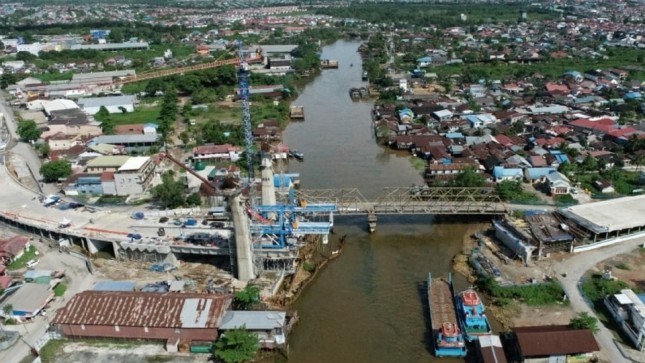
27;259;39;269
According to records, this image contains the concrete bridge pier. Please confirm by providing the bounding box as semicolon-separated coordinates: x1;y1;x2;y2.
229;193;255;282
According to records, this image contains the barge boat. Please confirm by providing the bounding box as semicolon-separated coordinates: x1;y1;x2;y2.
428;273;467;357
456;289;492;341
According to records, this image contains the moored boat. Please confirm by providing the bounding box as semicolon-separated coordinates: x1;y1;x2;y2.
288;150;304;161
456;289;492;341
428;273;467;357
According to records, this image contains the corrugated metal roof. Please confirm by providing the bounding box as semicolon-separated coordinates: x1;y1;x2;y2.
220;311;286;330
52;291;232;328
513;325;599;357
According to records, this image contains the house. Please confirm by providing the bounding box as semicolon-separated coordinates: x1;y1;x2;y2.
77;95;137;115
0;235;30;265
219;311;286;349
432;109;453;122
51;291;233;348
85;155;130;173
63;174;104;195
47;133;85;151
398;108;414;124
44;109;102;139
604;289;645;350
425;163;473;181
466;114;497;128
492;166;523;183
113;156;157;196
89;133;161;153
511;325;599;363
545;171;571;195
193;144;242;163
267;58;292;71
0;283;54;321
594;180;615;194
524;167;557;183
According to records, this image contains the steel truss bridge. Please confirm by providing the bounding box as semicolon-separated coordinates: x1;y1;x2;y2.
291;187;508;215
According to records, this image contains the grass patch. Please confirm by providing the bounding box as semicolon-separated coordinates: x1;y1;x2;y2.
39;339;66;363
409;157;427;171
54;282;67;297
108;105;161;125
581;274;630;308
8;246;38;270
614;262;631;271
554;194;579;206
478;277;567;306
95;195;128;205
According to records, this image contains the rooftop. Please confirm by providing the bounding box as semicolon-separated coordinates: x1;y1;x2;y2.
513;325;599;357
52;291;232;328
118;156;150;172
93;280;136;292
91;134;159;144
77;95;136;109
85;155;130;169
559;194;645;233
2;283;53;314
219;311;286;330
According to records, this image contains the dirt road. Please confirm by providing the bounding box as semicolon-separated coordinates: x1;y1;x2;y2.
554;236;645;363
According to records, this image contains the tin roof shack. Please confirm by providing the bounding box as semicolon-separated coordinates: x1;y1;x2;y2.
0;283;54;321
524;213;574;259
476;334;507;363
603;289;645;350
219;311;286;349
509;325;598;363
52;291;232;348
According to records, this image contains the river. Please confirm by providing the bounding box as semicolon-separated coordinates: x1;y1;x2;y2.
281;40;490;363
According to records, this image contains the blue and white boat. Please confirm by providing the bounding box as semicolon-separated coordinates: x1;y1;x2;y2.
456;289;492;341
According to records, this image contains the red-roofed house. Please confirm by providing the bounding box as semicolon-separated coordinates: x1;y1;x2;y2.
0;275;11;289
535;137;566;148
0;235;30;265
493;134;514;148
568;118;616;135
545;82;569;94
193;144;242;162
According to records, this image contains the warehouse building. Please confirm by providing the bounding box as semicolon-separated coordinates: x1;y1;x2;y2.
557;194;645;244
51;291;233;348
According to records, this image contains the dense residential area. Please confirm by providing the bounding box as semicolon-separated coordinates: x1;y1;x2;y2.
0;1;643;363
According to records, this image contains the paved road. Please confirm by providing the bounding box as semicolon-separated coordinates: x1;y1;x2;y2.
554;236;645;363
0;237;96;363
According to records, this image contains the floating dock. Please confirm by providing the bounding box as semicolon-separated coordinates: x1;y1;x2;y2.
320;59;339;69
428;273;467;358
289;105;305;120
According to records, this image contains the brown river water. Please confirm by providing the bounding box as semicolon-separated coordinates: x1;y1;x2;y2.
280;40;494;363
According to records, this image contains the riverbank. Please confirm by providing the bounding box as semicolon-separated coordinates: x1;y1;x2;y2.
452;223;575;330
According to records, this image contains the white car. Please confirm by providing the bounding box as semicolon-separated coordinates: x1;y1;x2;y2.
26;259;39;269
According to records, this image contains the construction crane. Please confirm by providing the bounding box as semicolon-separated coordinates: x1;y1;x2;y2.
107;49;262;86
236;40;257;210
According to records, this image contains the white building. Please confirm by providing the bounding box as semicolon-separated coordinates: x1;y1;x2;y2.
77;95;137;115
113;156;156;196
605;289;645;350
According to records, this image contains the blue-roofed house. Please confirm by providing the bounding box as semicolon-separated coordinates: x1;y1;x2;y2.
445;132;465;143
624;92;642;101
417;56;432;68
93;280;136;292
398;108;414;124
524;167;557;183
546;171;571;195
564;70;583;83
219;311;287;349
493;166;523;182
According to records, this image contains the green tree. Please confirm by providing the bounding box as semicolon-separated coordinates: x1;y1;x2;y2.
569;312;599;332
15;51;36;62
214;327;260;363
40;160;72;182
145;78;166;97
495;180;537;202
186;192;202;206
0;73;17;89
95;105;110;121
17;120;41;142
581;155;598;172
158;88;179;138
37;143;50;158
150;171;186;209
233;285;260;310
452;166;486;187
2;304;13;316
